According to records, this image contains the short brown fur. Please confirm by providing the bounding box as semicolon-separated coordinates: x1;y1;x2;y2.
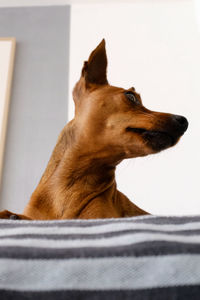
0;39;188;220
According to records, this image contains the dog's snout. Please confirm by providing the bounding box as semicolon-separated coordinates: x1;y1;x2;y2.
172;115;188;133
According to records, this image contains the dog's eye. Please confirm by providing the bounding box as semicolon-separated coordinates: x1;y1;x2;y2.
124;91;140;105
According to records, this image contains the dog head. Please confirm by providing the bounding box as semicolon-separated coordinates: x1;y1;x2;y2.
72;39;188;161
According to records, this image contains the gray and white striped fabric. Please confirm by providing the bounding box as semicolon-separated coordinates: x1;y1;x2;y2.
0;215;200;299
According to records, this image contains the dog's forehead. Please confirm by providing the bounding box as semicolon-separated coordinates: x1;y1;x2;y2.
93;86;124;98
91;86;140;104
101;85;137;94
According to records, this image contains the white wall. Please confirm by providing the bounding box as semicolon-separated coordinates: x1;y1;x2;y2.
0;0;148;7
69;0;200;215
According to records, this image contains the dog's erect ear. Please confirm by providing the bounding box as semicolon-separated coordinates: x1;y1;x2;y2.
81;39;108;86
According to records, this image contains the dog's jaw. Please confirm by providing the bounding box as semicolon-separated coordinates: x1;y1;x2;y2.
126;127;175;152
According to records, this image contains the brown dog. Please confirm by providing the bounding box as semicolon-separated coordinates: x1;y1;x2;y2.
0;39;188;220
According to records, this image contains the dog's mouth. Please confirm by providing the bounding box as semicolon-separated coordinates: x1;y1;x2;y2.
126;127;176;151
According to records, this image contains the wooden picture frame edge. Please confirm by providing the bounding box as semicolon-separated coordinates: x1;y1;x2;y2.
0;37;16;185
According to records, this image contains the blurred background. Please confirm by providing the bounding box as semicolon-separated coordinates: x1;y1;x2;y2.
0;0;199;216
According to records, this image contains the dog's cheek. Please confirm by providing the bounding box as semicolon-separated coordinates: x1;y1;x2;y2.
122;135;151;158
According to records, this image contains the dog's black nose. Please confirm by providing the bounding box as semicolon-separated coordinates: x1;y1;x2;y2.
172;115;188;133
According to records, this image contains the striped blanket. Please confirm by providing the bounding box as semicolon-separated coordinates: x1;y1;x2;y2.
0;215;200;299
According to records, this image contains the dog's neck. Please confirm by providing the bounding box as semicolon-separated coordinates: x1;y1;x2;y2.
28;121;119;218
